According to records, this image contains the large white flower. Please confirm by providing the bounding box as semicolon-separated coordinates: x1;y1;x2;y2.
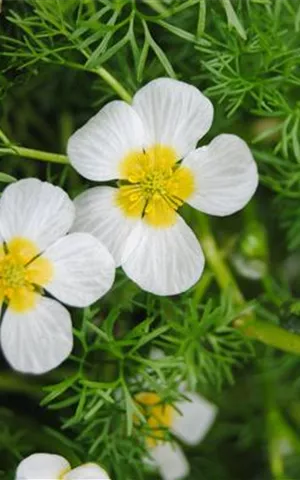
15;453;111;479
0;178;115;374
135;389;217;480
68;78;258;296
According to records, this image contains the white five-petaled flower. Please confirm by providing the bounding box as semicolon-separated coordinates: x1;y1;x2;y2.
68;78;258;296
135;389;217;480
15;453;111;479
0;178;115;374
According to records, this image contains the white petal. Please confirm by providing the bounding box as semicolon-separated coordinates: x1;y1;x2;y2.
72;187;137;267
67;101;146;181
1;297;73;374
149;347;165;360
232;253;267;280
182;134;258;216
43;233;115;307
0;178;75;250
65;463;111;480
121;216;204;296
133;78;213;158
172;392;217;446
150;443;189;480
16;453;70;479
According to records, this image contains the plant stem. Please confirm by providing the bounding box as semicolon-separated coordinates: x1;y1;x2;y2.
235;317;300;356
196;213;244;305
195;212;300;355
142;0;169;15
91;67;132;104
192;270;213;307
0;128;10;145
0;146;69;165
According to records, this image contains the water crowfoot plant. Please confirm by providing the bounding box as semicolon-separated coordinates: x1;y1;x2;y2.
1;1;300;479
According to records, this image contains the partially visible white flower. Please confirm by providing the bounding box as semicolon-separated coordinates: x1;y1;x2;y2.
232;252;267;280
68;77;258;296
15;453;110;479
0;178;115;374
135;389;217;480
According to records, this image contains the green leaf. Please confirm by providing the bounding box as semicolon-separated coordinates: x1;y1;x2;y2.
197;0;206;37
137;36;150;82
0;173;16;183
221;0;247;39
142;20;176;78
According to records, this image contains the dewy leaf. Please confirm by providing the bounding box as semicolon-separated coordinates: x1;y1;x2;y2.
221;0;247;39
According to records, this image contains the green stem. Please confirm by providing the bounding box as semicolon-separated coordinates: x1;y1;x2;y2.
267;408;285;479
0;146;69;165
196;213;244;305
0;128;10;145
75;46;132;104
192;270;213;307
195;212;300;355
235;317;300;356
88;66;132;104
142;0;169;15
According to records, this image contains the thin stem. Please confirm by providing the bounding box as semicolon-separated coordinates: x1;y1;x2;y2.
142;0;169;15
0;145;69;165
195;213;244;305
192;270;213;307
63;60;132;103
0;128;10;146
92;67;132;103
195;212;300;355
235;317;300;356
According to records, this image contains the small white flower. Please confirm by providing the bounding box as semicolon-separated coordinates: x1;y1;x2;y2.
15;453;111;479
135;389;217;480
0;178;115;374
68;77;258;296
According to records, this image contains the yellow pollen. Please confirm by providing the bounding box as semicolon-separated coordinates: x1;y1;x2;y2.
134;392;175;447
1;256;26;291
116;145;195;227
0;237;53;313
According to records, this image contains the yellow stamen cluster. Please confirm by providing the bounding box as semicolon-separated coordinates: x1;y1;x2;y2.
117;145;195;227
0;237;53;313
135;392;175;447
1;255;28;296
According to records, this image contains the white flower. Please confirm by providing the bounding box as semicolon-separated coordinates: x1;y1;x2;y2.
0;178;115;374
15;453;111;479
68;77;258;296
135;389;217;480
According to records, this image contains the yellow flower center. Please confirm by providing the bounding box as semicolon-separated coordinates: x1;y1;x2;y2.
135;392;175;447
116;145;195;227
0;237;53;313
1;256;26;290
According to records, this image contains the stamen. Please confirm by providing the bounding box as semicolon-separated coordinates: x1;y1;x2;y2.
134;392;175;448
117;145;195;227
0;237;53;312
